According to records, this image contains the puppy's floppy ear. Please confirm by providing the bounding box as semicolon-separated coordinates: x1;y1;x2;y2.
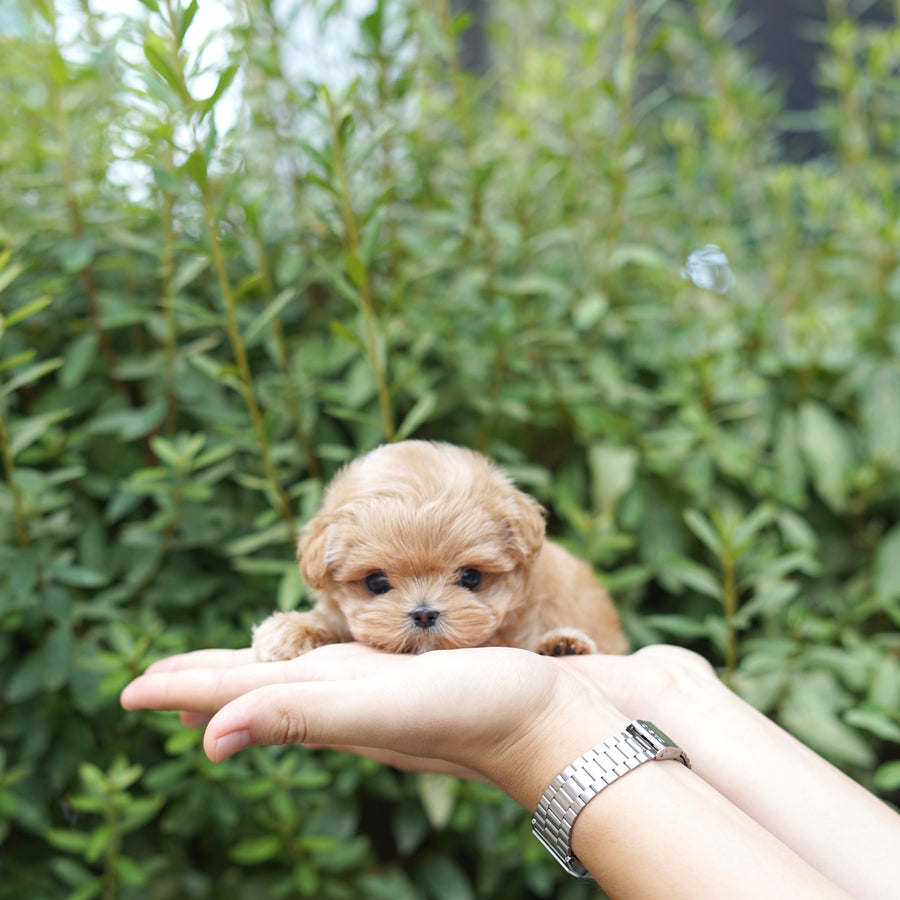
507;489;546;564
296;513;335;589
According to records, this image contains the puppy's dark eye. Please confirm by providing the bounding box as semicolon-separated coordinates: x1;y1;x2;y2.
365;572;392;595
457;568;482;591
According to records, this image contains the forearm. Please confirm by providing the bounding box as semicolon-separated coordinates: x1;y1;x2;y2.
569;759;852;899
486;683;851;898
614;660;900;900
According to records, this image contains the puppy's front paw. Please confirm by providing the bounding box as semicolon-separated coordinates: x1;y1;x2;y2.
252;612;338;661
536;629;598;657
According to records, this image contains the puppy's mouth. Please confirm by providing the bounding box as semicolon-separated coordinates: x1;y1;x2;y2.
345;592;504;653
394;630;460;654
371;610;467;654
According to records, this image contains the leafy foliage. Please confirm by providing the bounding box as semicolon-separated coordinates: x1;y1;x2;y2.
1;0;898;897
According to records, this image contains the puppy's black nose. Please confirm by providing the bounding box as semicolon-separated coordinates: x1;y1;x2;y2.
409;607;440;630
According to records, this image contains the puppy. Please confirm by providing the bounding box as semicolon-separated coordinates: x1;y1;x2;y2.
252;441;628;660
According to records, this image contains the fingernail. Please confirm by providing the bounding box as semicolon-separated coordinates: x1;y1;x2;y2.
212;729;250;763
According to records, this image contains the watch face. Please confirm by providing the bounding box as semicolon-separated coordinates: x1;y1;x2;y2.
633;720;691;768
634;719;675;747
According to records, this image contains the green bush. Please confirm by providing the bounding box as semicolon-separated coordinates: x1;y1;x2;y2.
1;0;898;897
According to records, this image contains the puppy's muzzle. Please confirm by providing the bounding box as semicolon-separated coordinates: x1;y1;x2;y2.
409;606;441;630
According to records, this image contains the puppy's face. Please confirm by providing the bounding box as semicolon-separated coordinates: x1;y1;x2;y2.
297;442;545;653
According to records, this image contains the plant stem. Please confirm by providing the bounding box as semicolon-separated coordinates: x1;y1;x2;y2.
326;94;396;442
610;2;638;231
434;0;482;234
0;403;30;549
721;547;739;683
203;201;297;540
47;7;122;395
102;804;118;900
155;0;297;539
253;232;320;479
159;152;179;435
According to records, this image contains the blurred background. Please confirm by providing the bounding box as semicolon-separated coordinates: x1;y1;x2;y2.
1;0;898;897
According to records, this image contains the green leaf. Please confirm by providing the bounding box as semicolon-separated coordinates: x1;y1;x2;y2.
177;0;199;43
143;31;186;100
780;671;875;769
181;150;209;193
361;207;385;267
330;319;365;350
0;349;35;373
89;402;167;440
60;333;99;389
198;63;239;117
873;525;900;603
414;856;474;900
119;795;166;833
3;294;52;328
5;649;47;703
48;857;94;889
392;800;429;856
874;760;900;792
277;565;306;611
44;828;91;854
226;523;291;557
607;244;669;271
244;286;297;345
683;508;722;556
0;257;22;296
797;402;855;511
173;256;210;292
85;824;112;864
588;443;639;523
115;855;149;887
732;505;776;551
396;391;438;441
49;565;110;589
229;835;284;866
343;252;368;291
0;358;63;398
415;773;457;829
356;870;417;900
58;240;94;274
844;706;900;743
659;554;723;601
859;364;900;462
773;411;806;505
69;879;103;900
9;409;72;456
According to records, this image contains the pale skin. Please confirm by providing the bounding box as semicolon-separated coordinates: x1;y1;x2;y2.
120;644;900;900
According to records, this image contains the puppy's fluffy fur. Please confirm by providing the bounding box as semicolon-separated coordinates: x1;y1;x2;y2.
252;441;627;660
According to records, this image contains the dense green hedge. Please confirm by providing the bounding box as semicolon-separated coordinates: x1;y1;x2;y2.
1;0;899;897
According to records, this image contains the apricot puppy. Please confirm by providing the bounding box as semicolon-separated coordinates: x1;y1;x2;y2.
252;441;627;660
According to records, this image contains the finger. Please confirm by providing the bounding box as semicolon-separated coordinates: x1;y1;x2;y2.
120;643;397;713
121;658;300;712
180;711;213;728
145;641;381;675
145;648;256;674
203;677;441;765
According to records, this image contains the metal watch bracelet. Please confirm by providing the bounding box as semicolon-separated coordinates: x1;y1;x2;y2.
531;719;691;879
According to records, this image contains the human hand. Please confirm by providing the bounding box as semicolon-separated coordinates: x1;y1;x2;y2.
121;642;631;809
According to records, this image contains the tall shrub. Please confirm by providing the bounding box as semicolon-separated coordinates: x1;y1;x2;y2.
1;0;898;897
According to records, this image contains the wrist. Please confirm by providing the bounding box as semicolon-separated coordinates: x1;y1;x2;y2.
488;699;630;811
532;720;692;879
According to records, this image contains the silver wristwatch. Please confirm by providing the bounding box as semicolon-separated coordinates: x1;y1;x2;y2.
531;719;691;879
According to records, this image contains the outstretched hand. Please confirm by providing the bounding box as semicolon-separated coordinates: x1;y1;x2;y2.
121;643;894;900
121;642;665;808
